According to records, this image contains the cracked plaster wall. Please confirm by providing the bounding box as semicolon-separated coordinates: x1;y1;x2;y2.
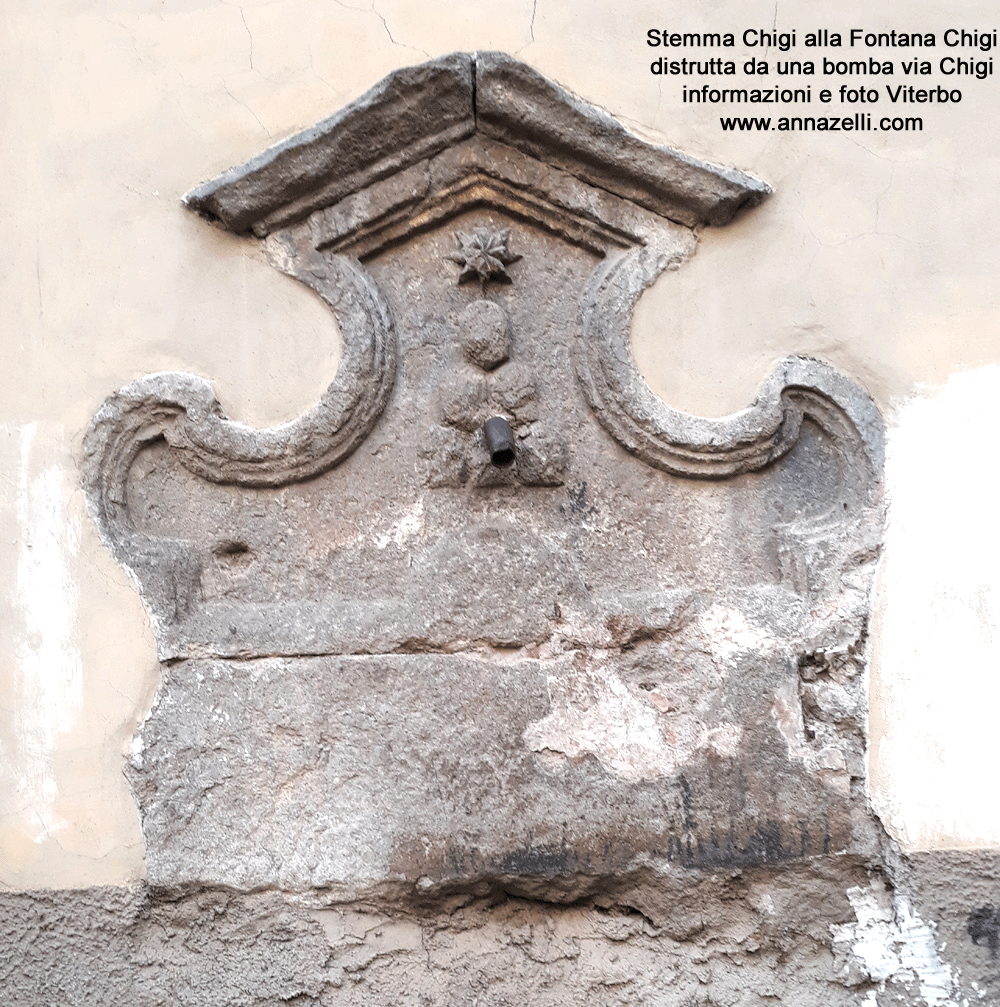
4;0;1000;1002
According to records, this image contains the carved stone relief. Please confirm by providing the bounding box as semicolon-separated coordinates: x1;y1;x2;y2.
83;52;884;904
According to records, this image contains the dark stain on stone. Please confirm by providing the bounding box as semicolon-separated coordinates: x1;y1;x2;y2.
683;821;797;869
678;774;697;832
568;481;588;513
968;905;1000;956
497;844;575;877
399;817;828;887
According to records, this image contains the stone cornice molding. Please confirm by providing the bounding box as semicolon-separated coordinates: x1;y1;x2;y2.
85;52;883;571
184;52;771;235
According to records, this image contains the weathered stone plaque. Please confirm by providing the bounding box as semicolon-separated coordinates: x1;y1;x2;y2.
84;52;884;901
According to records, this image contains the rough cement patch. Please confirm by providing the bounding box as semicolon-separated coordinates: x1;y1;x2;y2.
3;856;997;1006
894;851;1000;1003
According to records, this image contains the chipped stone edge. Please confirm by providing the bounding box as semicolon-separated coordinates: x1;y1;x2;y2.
184;52;476;234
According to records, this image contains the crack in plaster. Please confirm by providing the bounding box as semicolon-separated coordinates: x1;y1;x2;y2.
516;0;538;55
239;7;253;71
104;18;144;69
765;1;779;59
222;79;271;137
324;0;433;58
308;52;341;98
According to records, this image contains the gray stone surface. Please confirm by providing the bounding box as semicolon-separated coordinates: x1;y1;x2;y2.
63;51;929;1007
93;193;885;891
135;638;867;892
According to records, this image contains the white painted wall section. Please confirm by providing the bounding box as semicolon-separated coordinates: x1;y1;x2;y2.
0;424;82;845
873;366;1000;849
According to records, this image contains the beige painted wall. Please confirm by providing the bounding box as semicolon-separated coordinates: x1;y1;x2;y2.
4;0;999;889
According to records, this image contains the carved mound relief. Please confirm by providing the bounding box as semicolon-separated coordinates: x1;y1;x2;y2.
83;53;884;897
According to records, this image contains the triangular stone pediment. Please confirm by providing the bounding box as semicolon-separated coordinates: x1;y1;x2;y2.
184;51;770;236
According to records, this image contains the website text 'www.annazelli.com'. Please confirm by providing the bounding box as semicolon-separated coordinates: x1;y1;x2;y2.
719;111;923;132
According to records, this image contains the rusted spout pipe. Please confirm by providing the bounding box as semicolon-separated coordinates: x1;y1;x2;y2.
484;416;515;466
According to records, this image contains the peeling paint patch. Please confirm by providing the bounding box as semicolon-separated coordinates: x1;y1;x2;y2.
523;603;767;780
698;603;776;661
831;880;966;1007
6;424;83;841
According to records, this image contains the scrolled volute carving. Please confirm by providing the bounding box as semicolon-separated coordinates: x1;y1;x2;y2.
83;252;396;554
577;242;884;496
